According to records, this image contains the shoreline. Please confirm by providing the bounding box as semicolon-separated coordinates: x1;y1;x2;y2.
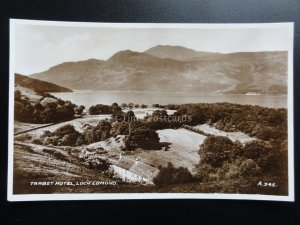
50;91;288;109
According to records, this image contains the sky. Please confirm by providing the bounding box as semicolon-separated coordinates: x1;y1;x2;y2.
13;22;292;75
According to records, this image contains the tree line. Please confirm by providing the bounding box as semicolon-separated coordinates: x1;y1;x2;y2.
14;90;84;124
35;114;161;150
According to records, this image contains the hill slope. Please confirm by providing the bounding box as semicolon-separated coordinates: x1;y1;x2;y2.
15;73;72;93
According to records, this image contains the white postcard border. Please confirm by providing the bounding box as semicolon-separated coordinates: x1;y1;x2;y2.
8;19;295;202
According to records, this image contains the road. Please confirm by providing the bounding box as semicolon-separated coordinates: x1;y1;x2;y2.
14;116;85;136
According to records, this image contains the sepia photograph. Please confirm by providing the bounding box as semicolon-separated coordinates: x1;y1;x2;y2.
8;20;294;201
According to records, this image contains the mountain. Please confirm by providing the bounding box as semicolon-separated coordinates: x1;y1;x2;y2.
30;46;288;94
15;73;72;93
30;59;104;90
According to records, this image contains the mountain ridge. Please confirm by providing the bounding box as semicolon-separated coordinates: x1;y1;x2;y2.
145;45;220;61
30;45;288;94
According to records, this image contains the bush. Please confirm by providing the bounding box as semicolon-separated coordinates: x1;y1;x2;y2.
54;124;78;137
75;136;85;146
75;105;85;115
153;163;194;186
61;133;80;146
41;125;81;146
41;130;52;138
193;163;217;182
128;103;134;109
241;140;286;174
96;120;112;131
83;154;110;170
112;122;130;135
82;120;112;144
15;90;21;100
121;103;128;109
242;141;268;161
15;134;32;142
39;122;112;147
239;159;261;177
125;127;160;150
194;137;283;182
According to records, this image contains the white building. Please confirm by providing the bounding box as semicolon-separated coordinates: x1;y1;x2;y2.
110;155;159;185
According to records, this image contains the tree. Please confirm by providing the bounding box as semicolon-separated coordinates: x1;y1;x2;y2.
14;93;77;124
199;136;235;167
89;103;122;115
241;140;288;176
15;101;39;123
89;105;96;115
83;128;96;144
81;120;112;145
124;110;137;122
54;124;78;137
41;103;57;123
125;127;160;150
239;159;260;177
112;122;130;135
61;133;80;146
96;120;112;132
153;163;193;186
83;155;110;171
75;105;85;115
41;124;82;146
111;103;122;114
128;103;134;109
57;104;75;121
113;111;125;122
152;110;168;118
242;141;268;161
121;103;128;109
89;104;111;115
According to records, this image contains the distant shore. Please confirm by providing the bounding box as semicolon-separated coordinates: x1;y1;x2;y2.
51;90;287;109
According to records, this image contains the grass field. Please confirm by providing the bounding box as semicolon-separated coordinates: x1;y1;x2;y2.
13;142;113;194
193;124;255;144
122;128;205;172
14;122;52;134
15;115;111;139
